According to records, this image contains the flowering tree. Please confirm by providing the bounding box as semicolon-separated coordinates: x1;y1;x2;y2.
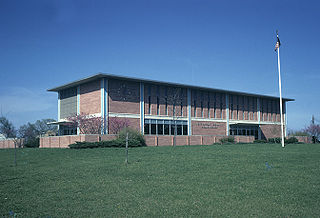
109;117;129;134
305;124;320;143
67;113;102;134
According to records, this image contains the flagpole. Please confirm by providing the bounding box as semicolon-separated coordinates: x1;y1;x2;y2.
277;40;285;148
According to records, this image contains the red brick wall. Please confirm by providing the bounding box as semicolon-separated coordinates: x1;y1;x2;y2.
192;121;226;136
80;80;101;114
260;124;283;139
0;139;23;148
109;79;140;114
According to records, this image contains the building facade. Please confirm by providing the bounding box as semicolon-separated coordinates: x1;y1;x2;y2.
49;73;293;140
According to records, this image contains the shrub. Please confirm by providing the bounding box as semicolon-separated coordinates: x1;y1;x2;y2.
24;138;40;148
267;137;299;144
268;137;282;143
286;137;299;144
253;139;267;144
219;136;235;144
118;128;146;147
69;128;146;149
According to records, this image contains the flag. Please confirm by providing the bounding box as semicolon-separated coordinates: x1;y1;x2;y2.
275;35;281;51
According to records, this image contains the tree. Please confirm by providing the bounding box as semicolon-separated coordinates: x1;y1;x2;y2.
18;123;40;143
66;113;102;134
109;117;129;134
305;124;320;143
0;116;16;138
34;119;58;136
165;86;183;146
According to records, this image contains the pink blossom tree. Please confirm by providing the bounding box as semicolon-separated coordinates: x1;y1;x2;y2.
109;117;129;134
66;113;102;134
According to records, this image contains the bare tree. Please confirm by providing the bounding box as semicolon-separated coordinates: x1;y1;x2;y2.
66;113;102;134
109;117;129;134
305;124;320;143
165;86;183;146
34;119;58;136
0;116;16;138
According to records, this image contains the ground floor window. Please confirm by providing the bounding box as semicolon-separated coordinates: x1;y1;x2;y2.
144;119;188;136
229;124;258;139
59;125;77;135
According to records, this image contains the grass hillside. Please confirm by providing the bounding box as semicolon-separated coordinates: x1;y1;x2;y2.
1;143;320;217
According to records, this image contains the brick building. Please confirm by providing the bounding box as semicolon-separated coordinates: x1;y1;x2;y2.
48;73;293;141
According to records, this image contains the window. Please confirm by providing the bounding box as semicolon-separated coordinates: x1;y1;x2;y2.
213;93;216;118
158;123;163;135
201;101;203;117
144;119;187;136
165;98;168;115
144;124;150;135
183;124;188;135
230;95;233;120
180;91;183;117
194;100;197;117
236;96;239;120
230;125;259;139
261;100;264;121
220;93;223;119
148;96;151;114
252;97;256;120
242;96;245;120
165;87;168;115
157;97;160;115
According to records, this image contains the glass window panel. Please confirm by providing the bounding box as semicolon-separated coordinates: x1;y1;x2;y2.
183;125;188;135
177;125;182;135
164;124;170;135
158;124;163;135
151;124;156;135
171;124;175;135
144;124;150;135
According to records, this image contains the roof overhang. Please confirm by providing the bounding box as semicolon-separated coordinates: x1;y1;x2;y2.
47;73;295;102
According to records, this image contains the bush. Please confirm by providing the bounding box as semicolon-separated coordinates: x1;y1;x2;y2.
267;137;299;144
118;128;146;147
253;139;267;144
286;137;299;144
69;128;146;149
24;138;40;148
219;136;235;144
268;137;282;143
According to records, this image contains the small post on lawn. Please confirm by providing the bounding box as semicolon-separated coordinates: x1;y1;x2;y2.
125;132;129;164
14;139;17;166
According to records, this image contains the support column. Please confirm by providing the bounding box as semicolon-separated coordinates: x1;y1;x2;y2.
284;101;287;137
226;94;229;136
58;91;61;136
140;82;144;134
77;85;80;135
257;97;261;140
187;88;192;136
101;78;108;134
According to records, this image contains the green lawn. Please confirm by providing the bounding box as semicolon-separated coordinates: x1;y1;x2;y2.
1;143;320;217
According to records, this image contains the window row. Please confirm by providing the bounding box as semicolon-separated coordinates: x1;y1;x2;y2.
144;119;188;135
60;88;77;99
229;125;259;139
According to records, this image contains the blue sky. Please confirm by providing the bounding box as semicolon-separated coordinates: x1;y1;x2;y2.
0;0;319;131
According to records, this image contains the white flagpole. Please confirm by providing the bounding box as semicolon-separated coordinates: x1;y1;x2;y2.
276;34;285;148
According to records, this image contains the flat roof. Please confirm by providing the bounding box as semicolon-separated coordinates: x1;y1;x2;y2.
48;73;294;101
